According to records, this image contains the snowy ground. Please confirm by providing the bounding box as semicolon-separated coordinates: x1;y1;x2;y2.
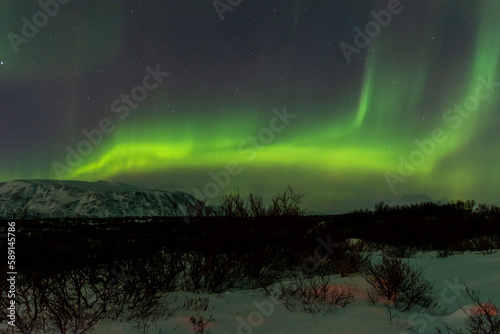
92;250;500;334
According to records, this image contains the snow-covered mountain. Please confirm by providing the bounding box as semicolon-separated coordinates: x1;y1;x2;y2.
0;179;202;218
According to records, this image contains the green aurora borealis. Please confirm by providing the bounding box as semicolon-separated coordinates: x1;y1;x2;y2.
1;1;499;212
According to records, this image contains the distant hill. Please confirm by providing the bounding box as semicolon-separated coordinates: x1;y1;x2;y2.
0;179;201;218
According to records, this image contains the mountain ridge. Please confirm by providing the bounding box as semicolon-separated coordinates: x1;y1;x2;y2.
0;179;201;218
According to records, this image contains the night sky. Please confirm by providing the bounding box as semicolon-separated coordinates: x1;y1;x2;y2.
1;1;499;213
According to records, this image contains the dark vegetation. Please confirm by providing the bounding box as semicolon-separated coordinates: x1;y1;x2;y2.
0;190;499;332
362;255;438;312
436;286;500;334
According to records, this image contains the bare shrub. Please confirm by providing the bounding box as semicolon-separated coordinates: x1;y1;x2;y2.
185;200;217;217
276;272;355;314
2;274;46;334
476;203;493;216
383;244;417;259
183;294;210;312
366;287;380;306
336;242;371;277
437;248;453;258
219;189;249;218
470;236;498;255
362;255;436;312
190;314;214;334
184;294;214;334
267;186;305;216
101;260;177;334
110;288;174;334
466;299;500;334
240;250;286;293
181;251;245;293
1;255;179;334
374;201;390;216
248;193;266;217
30;269;107;334
437;287;499;334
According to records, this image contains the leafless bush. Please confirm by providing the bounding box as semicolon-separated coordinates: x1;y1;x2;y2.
362;255;437;312
464;291;499;334
1;252;180;334
336;242;371;277
192;186;306;217
2;274;46;334
383;244;417;259
476;203;493;215
2;269;109;334
110;288;174;334
239;248;287;293
313;240;369;277
102;260;177;334
475;203;500;222
276;272;355;314
437;248;454;258
470;236;499;255
437;287;499;334
190;314;214;334
366;287;380;306
250;267;285;294
185;200;217;217
383;302;400;325
248;193;266;217
183;294;210;312
184;294;214;334
374;201;390;216
181;251;245;293
266;186;305;216
220;189;249;218
33;270;105;334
